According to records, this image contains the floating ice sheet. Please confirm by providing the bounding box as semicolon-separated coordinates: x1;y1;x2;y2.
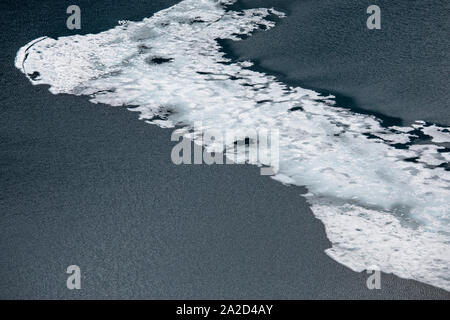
16;0;450;291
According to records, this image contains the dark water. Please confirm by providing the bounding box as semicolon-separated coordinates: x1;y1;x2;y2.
1;0;449;299
230;0;449;126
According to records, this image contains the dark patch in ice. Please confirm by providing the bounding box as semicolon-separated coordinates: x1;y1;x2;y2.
404;157;420;163
145;56;173;64
196;71;213;75
437;163;450;171
27;71;40;81
437;147;450;154
289;106;304;112
257;23;268;30
93;89;116;95
191;17;205;24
